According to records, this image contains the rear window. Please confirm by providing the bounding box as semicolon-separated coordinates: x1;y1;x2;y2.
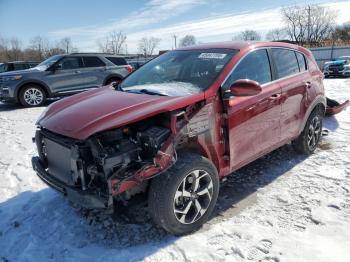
295;52;307;72
106;57;127;65
271;49;300;78
83;56;105;67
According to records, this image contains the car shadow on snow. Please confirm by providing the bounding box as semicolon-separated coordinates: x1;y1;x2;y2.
323;115;339;131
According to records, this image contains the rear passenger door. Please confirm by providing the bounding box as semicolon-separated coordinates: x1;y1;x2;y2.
270;48;312;141
80;56;107;87
223;49;282;170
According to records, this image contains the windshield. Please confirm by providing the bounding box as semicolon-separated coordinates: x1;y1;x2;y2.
121;49;237;96
35;55;63;71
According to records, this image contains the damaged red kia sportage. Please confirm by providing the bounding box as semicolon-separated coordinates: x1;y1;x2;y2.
32;42;326;235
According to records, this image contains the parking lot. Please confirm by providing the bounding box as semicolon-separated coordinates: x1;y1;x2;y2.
0;78;349;261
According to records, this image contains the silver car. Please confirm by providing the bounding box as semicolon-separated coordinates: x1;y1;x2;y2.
0;53;132;107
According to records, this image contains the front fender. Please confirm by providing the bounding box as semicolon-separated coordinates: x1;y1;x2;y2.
14;79;53;101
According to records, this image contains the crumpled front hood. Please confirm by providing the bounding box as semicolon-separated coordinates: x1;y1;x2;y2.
38;86;205;140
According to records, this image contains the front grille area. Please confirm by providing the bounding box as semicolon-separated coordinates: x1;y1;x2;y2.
329;64;345;71
44;138;74;185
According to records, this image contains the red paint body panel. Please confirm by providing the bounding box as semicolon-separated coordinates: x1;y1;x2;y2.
38;41;326;185
39;86;204;140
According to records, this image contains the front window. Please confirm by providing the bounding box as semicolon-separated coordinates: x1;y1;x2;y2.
35;55;63;71
120;49;237;96
224;49;272;88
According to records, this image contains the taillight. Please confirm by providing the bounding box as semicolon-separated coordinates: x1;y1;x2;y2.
126;65;133;73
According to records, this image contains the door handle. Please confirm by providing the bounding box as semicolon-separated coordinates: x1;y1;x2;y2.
75;70;81;74
268;94;281;100
304;81;312;88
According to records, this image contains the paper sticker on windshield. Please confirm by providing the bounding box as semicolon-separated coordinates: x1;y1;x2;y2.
198;53;227;59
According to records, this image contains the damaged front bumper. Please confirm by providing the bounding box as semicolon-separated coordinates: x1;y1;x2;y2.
326;98;349;116
32;156;112;210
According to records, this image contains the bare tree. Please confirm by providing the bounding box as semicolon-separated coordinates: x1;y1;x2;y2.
30;35;49;60
332;21;350;44
282;5;336;46
138;37;161;57
265;28;287;41
109;31;127;54
97;36;111;53
60;37;72;53
233;30;261;41
179;35;196;47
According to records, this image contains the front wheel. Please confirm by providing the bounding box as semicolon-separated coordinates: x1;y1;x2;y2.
292;107;323;154
19;85;46;107
148;153;219;235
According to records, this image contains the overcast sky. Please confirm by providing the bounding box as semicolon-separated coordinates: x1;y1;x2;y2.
1;0;350;53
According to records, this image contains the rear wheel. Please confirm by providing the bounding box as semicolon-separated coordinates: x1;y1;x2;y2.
148;153;219;235
105;78;121;86
292;107;323;154
19;85;46;107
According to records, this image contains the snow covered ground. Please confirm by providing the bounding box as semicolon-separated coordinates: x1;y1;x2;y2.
0;79;349;262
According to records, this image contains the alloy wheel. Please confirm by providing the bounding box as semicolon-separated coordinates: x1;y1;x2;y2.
173;169;214;224
307;115;321;150
23;88;44;106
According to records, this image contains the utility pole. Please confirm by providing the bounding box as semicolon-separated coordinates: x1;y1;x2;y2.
307;5;311;47
173;35;177;49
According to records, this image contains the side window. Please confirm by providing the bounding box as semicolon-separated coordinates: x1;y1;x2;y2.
295;52;307;72
83;56;105;67
271;49;300;78
106;57;127;65
58;57;83;70
7;63;14;71
224;49;272;88
13;63;27;70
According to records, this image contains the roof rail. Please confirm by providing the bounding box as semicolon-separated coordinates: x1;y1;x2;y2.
69;52;127;56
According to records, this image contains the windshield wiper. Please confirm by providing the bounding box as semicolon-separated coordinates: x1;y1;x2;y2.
123;89;166;96
139;89;167;96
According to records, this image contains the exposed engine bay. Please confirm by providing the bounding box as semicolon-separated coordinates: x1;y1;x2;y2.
34;115;173;209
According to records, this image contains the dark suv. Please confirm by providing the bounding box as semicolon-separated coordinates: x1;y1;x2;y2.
0;53;132;107
0;61;38;73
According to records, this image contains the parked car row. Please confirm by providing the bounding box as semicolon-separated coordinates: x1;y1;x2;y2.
0;61;39;73
323;55;350;78
0;53;133;107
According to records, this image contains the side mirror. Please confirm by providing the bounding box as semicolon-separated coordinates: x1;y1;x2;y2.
50;63;62;72
230;79;262;96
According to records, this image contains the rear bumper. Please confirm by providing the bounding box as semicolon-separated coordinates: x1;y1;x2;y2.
32;156;111;210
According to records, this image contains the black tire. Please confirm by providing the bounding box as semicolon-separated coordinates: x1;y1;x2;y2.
148;153;219;235
19;85;46;107
105;77;121;86
292;107;323;155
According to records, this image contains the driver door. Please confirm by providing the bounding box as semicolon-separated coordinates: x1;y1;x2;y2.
223;49;282;171
46;56;85;94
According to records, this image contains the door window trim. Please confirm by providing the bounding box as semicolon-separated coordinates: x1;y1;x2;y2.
221;46;310;90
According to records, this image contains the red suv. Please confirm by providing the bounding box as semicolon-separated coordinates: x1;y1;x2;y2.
32;42;326;235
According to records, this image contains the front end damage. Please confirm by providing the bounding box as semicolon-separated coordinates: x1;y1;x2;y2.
32;103;207;212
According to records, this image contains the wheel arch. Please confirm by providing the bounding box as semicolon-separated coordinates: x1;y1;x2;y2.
103;74;123;85
15;80;52;102
298;95;326;135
